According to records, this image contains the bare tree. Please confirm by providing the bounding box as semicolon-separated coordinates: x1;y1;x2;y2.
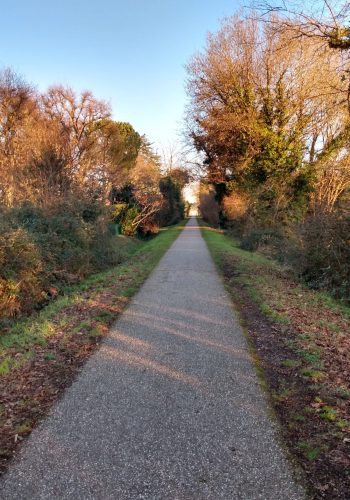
256;1;350;48
42;85;111;186
0;68;35;206
160;141;184;174
128;138;163;230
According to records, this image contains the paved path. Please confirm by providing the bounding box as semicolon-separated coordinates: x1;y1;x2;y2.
0;218;304;499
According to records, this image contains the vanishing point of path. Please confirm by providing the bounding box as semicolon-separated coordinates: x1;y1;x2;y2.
0;218;304;499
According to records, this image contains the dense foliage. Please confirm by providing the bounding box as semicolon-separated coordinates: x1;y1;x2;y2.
0;199;118;319
187;7;350;300
0;69;187;321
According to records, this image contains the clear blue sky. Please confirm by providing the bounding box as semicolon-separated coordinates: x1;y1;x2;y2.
1;0;241;150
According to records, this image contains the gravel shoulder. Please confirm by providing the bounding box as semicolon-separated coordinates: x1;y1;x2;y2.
0;218;304;499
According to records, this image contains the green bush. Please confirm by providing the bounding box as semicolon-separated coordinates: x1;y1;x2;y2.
159;176;185;226
111;203;128;224
111;202;139;236
0;200;120;321
89;213;122;269
291;213;350;300
0;222;44;317
121;206;139;236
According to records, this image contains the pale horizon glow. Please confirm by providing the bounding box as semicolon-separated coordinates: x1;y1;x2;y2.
184;182;199;205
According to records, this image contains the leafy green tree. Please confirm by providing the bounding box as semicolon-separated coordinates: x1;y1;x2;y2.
105;121;141;178
159;175;185;225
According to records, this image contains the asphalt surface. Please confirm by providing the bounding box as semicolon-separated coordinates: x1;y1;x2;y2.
0;218;304;499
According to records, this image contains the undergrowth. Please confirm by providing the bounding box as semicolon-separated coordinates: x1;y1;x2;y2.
201;222;350;498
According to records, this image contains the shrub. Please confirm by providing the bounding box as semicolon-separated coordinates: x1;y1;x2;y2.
290;213;350;300
223;191;249;221
199;190;220;227
111;203;128;224
0;199;120;321
111;202;141;236
141;221;160;236
89;213;122;269
120;206;139;236
240;227;284;252
0;222;43;318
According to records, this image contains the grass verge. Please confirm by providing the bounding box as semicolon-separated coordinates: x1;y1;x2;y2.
0;221;185;473
201;223;350;499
